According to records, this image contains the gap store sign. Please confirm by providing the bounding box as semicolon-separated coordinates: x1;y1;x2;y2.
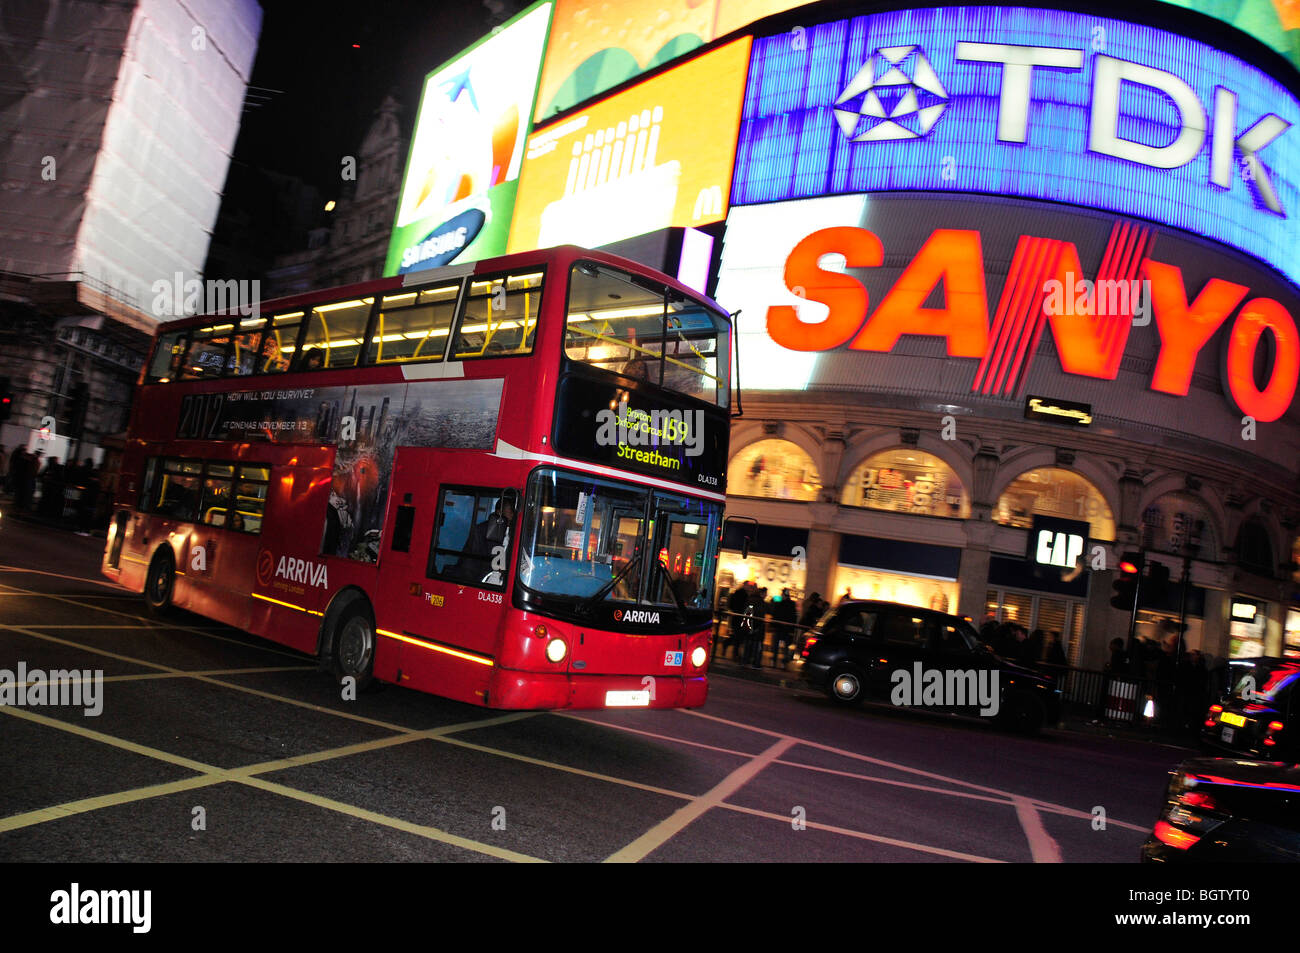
733;6;1300;285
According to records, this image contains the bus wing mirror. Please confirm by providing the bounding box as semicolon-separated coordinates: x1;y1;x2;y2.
722;516;758;560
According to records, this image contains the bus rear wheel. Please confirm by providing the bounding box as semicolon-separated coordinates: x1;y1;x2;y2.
143;548;175;617
331;603;377;693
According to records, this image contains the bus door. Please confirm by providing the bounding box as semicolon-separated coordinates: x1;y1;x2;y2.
423;483;519;661
377;452;424;603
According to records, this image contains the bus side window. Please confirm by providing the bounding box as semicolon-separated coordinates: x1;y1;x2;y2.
391;504;416;553
230;317;267;377
178;327;231;381
298;297;371;371
146;332;189;383
148;459;201;521
233;466;270;533
368;284;458;364
428;487;510;589
452;271;543;360
200;463;235;527
260;313;303;374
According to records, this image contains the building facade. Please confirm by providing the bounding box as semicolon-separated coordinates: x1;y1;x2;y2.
263;95;405;298
0;0;262;460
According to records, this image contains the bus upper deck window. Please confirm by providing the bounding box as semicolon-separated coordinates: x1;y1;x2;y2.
300;298;372;371
260;313;303;374
146;331;189;383
452;271;543;360
369;284;459;364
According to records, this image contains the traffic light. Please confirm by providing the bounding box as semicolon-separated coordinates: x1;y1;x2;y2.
0;375;10;422
1145;561;1171;604
1110;551;1142;609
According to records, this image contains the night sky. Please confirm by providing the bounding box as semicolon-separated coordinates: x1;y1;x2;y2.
231;0;527;194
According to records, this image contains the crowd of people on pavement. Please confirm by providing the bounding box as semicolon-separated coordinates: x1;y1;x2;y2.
716;582;826;668
1100;626;1226;731
0;445;104;534
976;616;1070;668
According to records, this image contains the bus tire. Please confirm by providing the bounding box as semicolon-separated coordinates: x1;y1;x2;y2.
330;602;377;693
143;547;175;617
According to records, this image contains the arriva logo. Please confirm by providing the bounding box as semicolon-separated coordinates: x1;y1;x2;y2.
275;556;328;589
614;609;661;624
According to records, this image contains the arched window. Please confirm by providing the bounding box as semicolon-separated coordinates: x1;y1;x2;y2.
1236;519;1274;575
728;439;821;501
994;467;1115;540
841;449;969;518
1140;493;1216;559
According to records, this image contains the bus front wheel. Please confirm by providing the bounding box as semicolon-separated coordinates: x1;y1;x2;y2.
331;603;377;693
144;548;175;617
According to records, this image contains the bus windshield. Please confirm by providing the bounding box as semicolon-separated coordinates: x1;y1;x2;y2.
516;468;722;614
564;261;730;408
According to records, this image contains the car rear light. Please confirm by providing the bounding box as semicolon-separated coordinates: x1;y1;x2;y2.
1209;704;1223;713
1155;772;1227;850
1262;720;1284;746
1180;791;1218;811
800;636;818;658
1153;819;1202;850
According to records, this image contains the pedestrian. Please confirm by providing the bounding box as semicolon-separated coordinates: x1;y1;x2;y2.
836;586;853;607
726;584;749;659
1045;630;1067;668
992;621;1017;658
746;587;769;668
795;591;825;659
770;587;798;666
1024;628;1046;664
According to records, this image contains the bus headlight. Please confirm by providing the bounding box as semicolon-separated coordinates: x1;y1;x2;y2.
546;638;567;663
691;646;707;668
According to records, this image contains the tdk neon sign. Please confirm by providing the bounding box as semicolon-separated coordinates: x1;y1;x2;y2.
954;43;1288;211
734;7;1300;284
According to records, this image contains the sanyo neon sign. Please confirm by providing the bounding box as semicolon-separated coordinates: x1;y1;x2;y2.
953;44;1289;213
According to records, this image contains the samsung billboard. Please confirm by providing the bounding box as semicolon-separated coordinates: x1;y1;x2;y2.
732;6;1300;285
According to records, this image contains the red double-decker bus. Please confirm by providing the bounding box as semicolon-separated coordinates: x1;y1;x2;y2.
102;246;732;709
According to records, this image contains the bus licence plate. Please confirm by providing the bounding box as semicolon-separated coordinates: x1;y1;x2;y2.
605;690;651;708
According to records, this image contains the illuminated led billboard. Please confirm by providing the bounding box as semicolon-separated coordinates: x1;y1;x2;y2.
508;37;750;254
733;6;1300;285
715;193;1300;426
534;0;809;121
385;1;552;277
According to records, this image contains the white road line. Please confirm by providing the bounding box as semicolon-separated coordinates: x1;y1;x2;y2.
605;737;795;863
1013;796;1063;863
723;803;1007;863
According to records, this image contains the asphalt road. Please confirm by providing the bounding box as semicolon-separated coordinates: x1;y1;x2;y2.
0;514;1190;863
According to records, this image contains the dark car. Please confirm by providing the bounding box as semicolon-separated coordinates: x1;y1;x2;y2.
1200;657;1300;760
799;600;1061;733
1141;757;1300;862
